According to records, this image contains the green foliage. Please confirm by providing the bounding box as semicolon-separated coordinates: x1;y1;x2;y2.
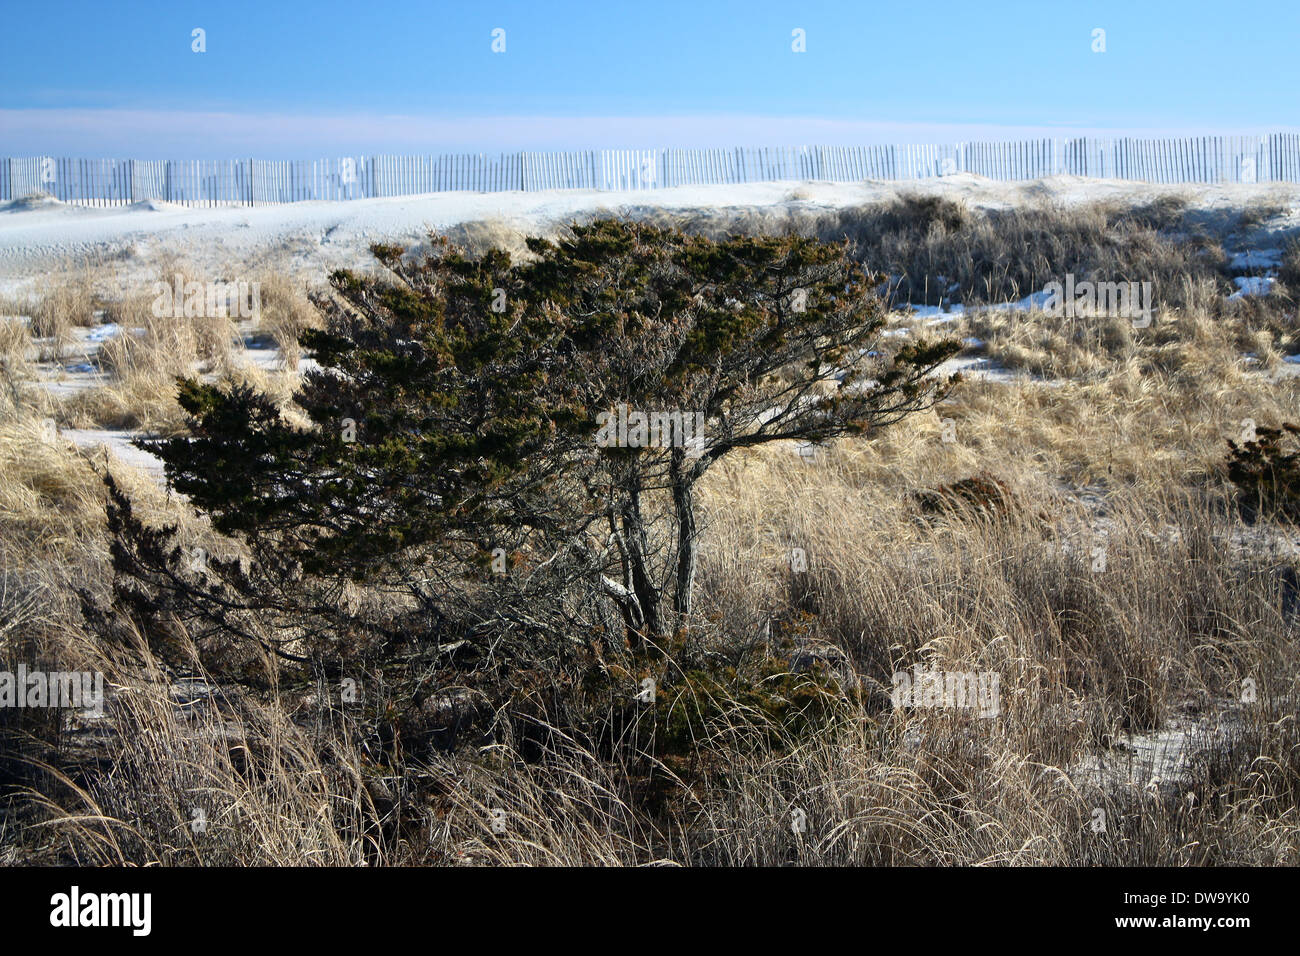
649;660;849;758
912;471;1044;525
1227;422;1300;523
103;219;954;733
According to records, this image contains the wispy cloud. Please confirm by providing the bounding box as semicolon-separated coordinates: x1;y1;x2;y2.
5;109;1292;159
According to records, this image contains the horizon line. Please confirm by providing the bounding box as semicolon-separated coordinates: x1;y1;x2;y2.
4;108;1298;161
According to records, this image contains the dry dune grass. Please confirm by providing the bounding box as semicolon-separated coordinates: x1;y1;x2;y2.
2;199;1300;866
0;261;107;363
422;266;1299;864
255;271;320;370
438;217;535;260
669;689;1298;866
0;316;32;369
962;286;1300;385
427;730;662;866
28;267;101;334
667;374;1299;864
633;194;1234;312
21;634;372;867
0;417;109;546
25;262;321;432
0;319;34;418
0;409;366;866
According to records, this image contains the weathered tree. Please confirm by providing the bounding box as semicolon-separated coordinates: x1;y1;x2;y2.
503;221;958;641
113;219;958;666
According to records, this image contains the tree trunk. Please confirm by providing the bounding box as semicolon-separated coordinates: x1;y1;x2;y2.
671;459;697;619
621;485;661;642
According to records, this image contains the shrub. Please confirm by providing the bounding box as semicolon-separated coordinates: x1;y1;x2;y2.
1226;422;1300;523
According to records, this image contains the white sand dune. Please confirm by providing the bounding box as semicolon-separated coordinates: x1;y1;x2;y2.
3;174;1297;294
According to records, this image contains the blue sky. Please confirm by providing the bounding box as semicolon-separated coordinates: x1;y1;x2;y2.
1;0;1296;157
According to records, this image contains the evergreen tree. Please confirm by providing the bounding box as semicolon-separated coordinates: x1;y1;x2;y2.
109;220;958;670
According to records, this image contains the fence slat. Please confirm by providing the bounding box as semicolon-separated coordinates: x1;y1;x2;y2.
9;134;1299;206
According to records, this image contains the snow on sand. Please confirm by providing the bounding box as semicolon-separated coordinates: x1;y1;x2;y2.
3;173;1299;293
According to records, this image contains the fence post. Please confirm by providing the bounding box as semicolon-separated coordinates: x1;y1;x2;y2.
25;134;1300;206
